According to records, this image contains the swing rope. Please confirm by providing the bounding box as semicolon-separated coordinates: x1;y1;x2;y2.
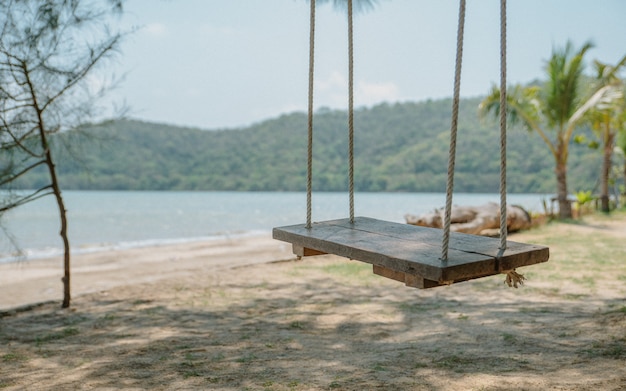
348;0;355;224
499;0;525;287
306;0;316;229
308;0;355;225
306;0;524;286
439;0;522;285
442;0;466;262
498;0;508;250
277;0;548;288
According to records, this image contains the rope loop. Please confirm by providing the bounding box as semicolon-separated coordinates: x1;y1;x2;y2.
441;0;466;261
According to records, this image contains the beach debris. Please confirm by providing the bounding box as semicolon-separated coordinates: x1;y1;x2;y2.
405;202;532;236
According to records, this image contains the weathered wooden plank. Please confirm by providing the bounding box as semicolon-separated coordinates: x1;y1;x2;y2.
272;217;549;287
293;245;327;257
327;217;549;271
372;265;443;289
372;264;406;283
274;219;494;281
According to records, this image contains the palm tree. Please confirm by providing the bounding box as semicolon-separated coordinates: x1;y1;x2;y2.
480;41;604;219
585;56;626;212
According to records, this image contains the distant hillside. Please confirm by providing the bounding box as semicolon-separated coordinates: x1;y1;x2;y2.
13;97;604;193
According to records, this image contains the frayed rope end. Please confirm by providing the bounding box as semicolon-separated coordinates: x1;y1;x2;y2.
504;270;526;288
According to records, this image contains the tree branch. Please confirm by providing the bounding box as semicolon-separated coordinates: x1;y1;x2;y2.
0;185;54;213
40;33;122;113
0;158;47;187
0;102;34;113
1;118;42;157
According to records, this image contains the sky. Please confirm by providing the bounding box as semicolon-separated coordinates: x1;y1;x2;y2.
106;0;626;130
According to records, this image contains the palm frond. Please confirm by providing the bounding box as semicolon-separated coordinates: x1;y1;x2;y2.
570;84;622;127
478;84;541;131
592;55;626;88
314;0;382;13
543;40;594;128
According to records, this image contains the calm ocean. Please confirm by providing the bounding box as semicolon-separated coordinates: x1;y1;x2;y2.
0;191;549;262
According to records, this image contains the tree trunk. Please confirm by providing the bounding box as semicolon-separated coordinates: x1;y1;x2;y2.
32;136;71;308
623;159;626;200
26;61;72;309
46;151;71;308
555;160;572;219
40;138;70;308
600;132;615;213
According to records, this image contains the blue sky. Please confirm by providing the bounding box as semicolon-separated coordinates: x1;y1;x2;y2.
108;0;626;129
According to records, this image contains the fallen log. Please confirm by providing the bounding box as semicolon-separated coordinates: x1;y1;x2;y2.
405;202;532;236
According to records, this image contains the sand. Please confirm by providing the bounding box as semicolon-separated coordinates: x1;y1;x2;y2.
1;214;625;390
0;235;295;311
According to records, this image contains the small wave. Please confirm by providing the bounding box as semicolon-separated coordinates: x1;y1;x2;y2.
0;230;269;264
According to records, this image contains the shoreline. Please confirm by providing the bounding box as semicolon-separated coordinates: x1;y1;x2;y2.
0;233;294;311
0;229;271;265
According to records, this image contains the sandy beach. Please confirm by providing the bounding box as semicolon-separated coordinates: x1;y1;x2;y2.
0;234;295;311
1;214;626;390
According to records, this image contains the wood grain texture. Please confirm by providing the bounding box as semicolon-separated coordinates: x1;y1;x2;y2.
273;217;549;287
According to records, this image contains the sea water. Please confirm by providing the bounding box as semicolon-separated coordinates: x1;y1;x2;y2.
0;191;549;262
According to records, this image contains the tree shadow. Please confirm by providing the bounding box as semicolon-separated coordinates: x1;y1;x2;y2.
1;276;625;390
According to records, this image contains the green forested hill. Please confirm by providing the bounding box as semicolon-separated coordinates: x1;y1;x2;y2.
15;97;605;193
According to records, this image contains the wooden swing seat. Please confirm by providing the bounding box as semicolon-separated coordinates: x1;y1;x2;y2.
273;216;549;289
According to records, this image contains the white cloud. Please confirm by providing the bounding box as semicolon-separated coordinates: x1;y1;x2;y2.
315;71;401;108
85;74;107;94
315;71;349;108
356;81;400;106
143;23;168;37
316;70;346;92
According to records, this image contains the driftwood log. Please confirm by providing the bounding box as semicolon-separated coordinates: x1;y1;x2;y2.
405;202;532;236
